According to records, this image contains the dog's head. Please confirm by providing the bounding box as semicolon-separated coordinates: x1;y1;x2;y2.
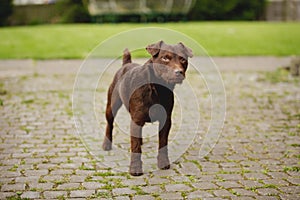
146;41;193;84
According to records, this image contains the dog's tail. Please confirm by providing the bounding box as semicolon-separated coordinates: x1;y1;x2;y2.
122;48;132;66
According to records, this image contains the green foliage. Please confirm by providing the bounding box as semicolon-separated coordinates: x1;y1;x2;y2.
22;99;34;104
283;166;300;172
92;13;187;23
7;195;29;200
263;68;291;83
188;0;266;21
0;0;13;26
57;0;90;23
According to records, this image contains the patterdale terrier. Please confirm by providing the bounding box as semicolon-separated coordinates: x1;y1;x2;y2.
102;41;193;176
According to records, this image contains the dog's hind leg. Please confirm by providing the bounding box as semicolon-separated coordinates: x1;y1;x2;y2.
102;86;122;151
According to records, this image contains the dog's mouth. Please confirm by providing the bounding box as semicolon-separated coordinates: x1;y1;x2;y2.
153;66;185;84
168;77;185;84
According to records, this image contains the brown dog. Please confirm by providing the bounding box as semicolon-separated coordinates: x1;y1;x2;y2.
102;41;193;176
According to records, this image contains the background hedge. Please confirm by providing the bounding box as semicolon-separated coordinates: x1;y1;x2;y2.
6;0;267;25
0;0;13;26
56;0;91;23
188;0;266;21
92;0;267;23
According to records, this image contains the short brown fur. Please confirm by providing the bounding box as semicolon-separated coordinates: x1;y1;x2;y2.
102;41;193;176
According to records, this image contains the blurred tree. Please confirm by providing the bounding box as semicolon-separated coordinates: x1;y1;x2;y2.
188;0;266;20
0;0;13;26
57;0;91;23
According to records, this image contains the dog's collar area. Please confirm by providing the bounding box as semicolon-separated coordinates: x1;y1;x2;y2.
147;63;175;90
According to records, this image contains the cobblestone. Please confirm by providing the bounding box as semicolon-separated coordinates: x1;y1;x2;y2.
122;178;147;186
141;185;162;193
0;58;299;199
213;189;235;197
165;183;191;192
256;188;280;196
56;183;80;190
132;195;155;200
20;191;41;199
159;192;183;199
280;194;299;200
28;182;54;190
216;181;242;189
82;181;105;190
69;190;95;198
112;188;136;195
238;180;264;188
115;196;131;200
148;177;169;185
187;190;214;198
191;182;218;190
43;191;68;199
231;188;257;196
1;183;25;192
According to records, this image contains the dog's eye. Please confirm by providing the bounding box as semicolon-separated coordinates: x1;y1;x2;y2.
161;56;170;62
180;57;187;64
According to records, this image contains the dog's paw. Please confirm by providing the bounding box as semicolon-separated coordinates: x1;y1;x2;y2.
130;171;143;176
160;164;170;170
130;160;143;176
129;165;143;176
157;155;170;170
102;139;112;151
158;162;170;170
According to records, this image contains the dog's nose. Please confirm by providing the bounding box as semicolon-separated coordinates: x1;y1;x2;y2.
175;69;184;76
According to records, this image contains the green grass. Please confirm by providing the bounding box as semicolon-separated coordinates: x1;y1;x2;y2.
0;22;300;59
283;166;300;172
261;68;291;83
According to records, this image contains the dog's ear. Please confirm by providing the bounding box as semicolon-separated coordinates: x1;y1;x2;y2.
178;42;193;58
146;41;164;57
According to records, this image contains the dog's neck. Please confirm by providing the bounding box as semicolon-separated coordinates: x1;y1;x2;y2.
146;59;175;91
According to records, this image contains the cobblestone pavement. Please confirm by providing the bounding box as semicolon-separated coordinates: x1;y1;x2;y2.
0;58;299;200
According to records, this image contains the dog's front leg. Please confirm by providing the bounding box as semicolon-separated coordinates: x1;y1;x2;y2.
130;120;143;176
158;117;171;170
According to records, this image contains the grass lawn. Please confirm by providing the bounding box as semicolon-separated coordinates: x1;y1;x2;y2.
0;22;299;59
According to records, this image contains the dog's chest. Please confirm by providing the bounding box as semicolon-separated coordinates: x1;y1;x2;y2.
130;84;160;107
134;84;173;109
128;84;173;122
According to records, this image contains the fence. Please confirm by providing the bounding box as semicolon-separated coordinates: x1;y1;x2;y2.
88;0;195;15
7;0;300;25
266;0;300;21
8;4;60;25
